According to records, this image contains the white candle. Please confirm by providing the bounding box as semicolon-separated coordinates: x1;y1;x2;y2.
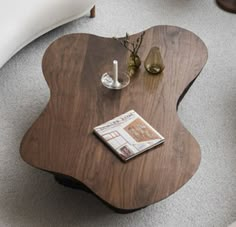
113;60;118;82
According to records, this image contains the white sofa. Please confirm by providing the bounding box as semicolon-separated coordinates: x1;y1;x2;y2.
0;0;96;68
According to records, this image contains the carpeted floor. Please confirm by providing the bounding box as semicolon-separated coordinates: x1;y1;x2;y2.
0;0;236;226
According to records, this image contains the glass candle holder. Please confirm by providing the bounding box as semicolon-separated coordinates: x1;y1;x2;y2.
101;60;130;90
101;72;130;90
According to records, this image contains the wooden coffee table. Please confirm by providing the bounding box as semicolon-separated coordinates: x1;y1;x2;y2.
20;25;208;213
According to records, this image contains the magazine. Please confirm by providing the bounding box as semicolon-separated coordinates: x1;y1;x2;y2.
93;110;165;162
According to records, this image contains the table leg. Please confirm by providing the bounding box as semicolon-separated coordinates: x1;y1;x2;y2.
53;173;146;213
90;6;96;18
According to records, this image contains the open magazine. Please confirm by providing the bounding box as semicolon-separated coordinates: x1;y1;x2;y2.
93;110;165;162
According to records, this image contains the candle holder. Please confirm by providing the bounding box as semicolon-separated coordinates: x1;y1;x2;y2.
101;72;130;90
101;60;130;90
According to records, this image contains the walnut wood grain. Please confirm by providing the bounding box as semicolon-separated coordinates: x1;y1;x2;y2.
20;26;208;212
216;0;236;13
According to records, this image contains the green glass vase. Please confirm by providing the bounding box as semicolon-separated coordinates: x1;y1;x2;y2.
127;54;141;76
144;47;165;75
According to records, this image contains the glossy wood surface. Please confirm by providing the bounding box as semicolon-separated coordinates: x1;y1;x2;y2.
216;0;236;13
20;26;208;211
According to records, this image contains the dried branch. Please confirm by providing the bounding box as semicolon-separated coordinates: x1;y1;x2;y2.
113;31;145;56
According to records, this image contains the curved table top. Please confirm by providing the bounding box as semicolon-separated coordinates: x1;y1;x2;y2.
20;25;208;211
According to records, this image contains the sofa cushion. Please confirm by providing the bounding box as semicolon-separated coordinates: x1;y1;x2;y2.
0;0;95;68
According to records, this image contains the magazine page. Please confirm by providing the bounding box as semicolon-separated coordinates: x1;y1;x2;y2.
94;110;165;161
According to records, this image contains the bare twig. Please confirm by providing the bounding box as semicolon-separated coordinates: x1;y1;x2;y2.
113;31;145;56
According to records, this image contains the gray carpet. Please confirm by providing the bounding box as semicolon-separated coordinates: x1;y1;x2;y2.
0;0;236;226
